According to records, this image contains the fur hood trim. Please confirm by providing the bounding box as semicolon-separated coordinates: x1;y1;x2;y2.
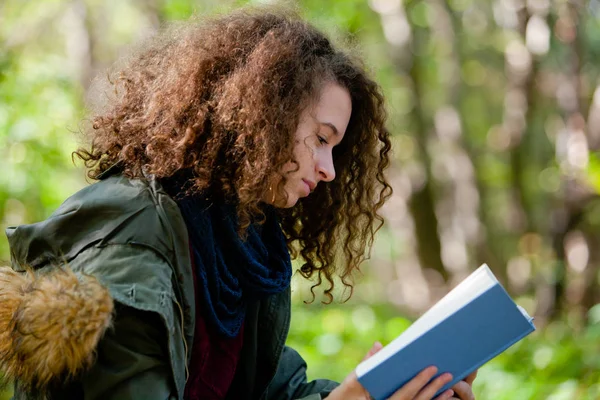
0;266;114;391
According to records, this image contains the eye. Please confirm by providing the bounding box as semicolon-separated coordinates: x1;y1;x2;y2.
317;134;329;145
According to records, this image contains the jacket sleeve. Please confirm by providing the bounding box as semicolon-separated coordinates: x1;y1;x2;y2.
10;288;178;400
39;244;182;400
62;244;183;400
265;346;339;400
75;303;177;400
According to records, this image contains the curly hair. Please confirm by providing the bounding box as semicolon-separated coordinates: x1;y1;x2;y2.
74;7;392;302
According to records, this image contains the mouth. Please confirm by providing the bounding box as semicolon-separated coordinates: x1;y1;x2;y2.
302;179;316;193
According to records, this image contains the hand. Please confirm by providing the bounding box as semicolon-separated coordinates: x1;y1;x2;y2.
328;342;456;400
449;370;477;400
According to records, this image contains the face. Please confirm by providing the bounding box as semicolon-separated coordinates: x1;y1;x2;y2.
266;82;352;208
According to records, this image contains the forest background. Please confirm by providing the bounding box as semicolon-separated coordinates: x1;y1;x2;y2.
2;0;600;399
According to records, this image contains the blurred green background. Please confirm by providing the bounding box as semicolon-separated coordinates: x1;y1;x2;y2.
2;0;600;399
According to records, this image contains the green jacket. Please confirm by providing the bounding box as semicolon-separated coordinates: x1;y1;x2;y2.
2;172;337;400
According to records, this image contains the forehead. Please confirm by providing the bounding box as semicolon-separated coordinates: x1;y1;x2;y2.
310;82;352;136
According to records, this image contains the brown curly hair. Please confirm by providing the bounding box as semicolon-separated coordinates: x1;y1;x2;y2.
74;7;392;302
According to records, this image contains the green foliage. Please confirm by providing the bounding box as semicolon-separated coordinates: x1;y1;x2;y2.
0;48;86;261
2;0;600;399
287;302;600;399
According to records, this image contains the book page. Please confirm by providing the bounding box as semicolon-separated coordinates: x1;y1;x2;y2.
356;264;498;377
517;305;534;322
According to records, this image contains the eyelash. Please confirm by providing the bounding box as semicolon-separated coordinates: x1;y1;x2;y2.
317;134;328;145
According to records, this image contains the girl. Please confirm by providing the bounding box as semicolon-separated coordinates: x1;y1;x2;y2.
0;8;475;400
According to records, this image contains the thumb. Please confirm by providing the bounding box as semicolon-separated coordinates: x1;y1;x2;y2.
464;369;478;385
362;341;383;361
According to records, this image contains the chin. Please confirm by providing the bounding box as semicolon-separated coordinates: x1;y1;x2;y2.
281;193;299;208
283;199;298;208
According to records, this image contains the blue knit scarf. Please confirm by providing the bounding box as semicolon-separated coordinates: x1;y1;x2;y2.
167;185;293;338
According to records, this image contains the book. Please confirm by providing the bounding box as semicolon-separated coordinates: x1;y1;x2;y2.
356;264;536;400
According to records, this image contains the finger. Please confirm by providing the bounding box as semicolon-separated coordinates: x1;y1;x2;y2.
451;381;474;400
464;370;478;385
370;341;383;355
414;372;453;400
362;341;384;361
432;389;455;400
388;366;439;399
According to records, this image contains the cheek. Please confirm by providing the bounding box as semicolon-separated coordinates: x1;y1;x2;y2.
295;145;316;170
281;152;314;175
281;160;298;175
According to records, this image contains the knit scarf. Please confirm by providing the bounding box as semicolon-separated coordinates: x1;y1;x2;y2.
166;182;293;338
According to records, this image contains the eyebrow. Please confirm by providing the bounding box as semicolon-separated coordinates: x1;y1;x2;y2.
320;122;339;136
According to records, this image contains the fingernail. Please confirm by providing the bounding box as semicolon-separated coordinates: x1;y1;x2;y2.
446;389;454;397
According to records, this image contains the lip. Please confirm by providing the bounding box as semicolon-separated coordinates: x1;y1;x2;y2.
302;179;316;193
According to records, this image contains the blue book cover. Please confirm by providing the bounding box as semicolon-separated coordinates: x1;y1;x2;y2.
356;264;536;400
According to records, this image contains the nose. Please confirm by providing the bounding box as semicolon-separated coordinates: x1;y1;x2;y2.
316;151;336;182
